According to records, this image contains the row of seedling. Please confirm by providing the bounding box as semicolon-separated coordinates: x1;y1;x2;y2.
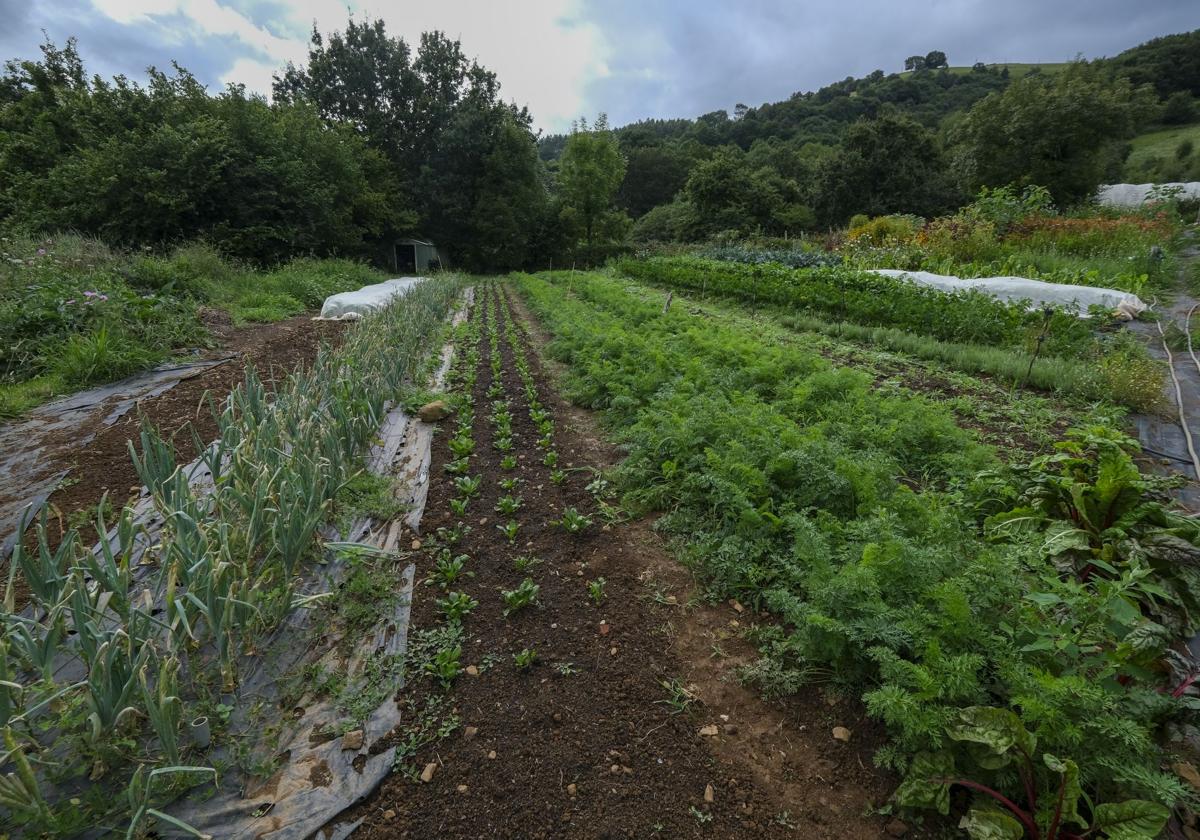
497;289;592;535
1;278;466;835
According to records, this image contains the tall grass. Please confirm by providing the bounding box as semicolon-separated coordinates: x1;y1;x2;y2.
0;235;386;415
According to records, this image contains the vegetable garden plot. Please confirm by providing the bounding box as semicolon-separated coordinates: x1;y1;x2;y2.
0;356;235;559
512;269;1197;837
344;281;869;838
0;277;465;837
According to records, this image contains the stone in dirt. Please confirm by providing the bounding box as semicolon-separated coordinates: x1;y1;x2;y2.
487;750;497;760
704;783;715;803
567;783;577;796
885;818;908;837
341;729;364;751
465;665;479;676
420;762;437;783
384;809;396;820
463;726;478;740
417;400;452;422
457;784;469;793
699;725;720;737
832;726;852;742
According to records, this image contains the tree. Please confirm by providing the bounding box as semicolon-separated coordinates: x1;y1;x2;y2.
813;113;959;224
0;43;399;262
951;63;1155;204
617;143;696;218
925;51;949;70
905;55;927;72
462;112;547;270
275;16;543;265
683;145;813;237
557;115;628;257
1161;91;1197;125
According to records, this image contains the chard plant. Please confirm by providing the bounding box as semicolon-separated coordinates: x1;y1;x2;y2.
501;578;540;616
425;645;463;687
444;457;471;476
512;555;542;573
454;474;483;498
428;554;473;589
556;507;592;535
587;578;607;604
437;592;478;624
495;495;523;516
498;519;521;543
897;707;1170;840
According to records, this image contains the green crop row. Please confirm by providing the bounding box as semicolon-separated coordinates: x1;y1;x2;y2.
615;255;1097;358
513;269;1194;832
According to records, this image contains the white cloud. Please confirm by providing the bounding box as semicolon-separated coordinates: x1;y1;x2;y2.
88;0;610;131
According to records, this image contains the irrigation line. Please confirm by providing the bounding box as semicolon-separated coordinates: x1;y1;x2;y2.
1155;314;1200;481
1187;303;1200;379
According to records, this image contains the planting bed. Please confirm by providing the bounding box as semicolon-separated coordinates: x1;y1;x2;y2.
346;282;901;838
0;314;346;608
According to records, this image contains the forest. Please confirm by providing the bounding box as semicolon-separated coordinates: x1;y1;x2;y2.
1;25;1198;272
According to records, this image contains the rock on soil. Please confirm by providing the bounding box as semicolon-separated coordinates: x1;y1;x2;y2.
417;400;453;422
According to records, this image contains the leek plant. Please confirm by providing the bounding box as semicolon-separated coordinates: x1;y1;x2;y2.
0;275;465;829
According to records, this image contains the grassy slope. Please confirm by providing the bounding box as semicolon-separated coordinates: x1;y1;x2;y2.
0;235;385;417
1123;122;1200;175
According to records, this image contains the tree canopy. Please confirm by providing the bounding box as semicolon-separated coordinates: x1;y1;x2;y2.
951;64;1155;204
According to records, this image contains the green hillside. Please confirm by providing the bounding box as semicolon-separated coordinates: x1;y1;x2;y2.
1123;122;1200;181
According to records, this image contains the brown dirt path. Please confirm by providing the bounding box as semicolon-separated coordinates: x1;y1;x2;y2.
347;282;904;839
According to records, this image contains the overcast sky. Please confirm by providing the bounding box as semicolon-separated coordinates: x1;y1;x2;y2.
1;0;1197;133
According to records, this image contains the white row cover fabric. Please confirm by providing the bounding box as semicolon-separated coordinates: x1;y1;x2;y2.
1096;183;1200;207
318;277;425;320
869;269;1147;320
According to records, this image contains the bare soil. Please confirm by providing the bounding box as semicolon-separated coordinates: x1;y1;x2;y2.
346;284;904;839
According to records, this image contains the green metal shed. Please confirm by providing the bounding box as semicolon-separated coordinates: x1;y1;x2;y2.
393;238;446;273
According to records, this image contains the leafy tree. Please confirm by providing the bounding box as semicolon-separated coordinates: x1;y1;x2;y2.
0;43;398;262
617;143;696;217
630;199;696;242
460;112;548;270
951;64;1155;204
557;115;628;258
905;55;927;72
813;113;959;224
275;18;538;264
1160;91;1197;125
1105;30;1200;98
925;50;949;70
